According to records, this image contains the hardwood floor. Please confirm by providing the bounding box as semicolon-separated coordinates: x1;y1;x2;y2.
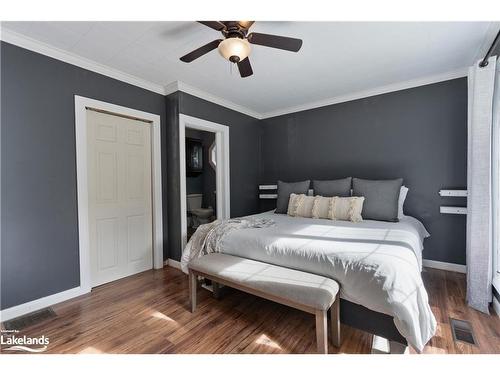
1;267;499;354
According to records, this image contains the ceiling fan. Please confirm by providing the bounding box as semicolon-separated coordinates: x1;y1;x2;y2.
180;21;303;78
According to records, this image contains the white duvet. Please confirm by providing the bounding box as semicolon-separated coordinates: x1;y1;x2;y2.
211;212;437;352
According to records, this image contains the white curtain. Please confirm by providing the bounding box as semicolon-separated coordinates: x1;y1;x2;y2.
493;59;500;295
466;56;498;313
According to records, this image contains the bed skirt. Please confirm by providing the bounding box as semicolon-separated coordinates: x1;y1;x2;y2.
340;299;407;344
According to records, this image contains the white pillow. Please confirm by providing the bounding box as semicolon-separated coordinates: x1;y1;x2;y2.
398;186;409;219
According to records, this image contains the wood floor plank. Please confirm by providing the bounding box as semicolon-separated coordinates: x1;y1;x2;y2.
1;267;498;354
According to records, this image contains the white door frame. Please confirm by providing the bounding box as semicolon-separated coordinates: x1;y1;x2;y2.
75;95;163;294
179;114;230;250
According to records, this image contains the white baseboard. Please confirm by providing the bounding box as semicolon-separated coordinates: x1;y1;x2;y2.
493;295;500;317
0;286;89;322
423;259;466;274
166;258;182;270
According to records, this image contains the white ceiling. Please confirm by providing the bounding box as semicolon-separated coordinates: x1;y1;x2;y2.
2;21;498;117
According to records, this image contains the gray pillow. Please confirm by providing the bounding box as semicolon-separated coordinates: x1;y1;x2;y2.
313;178;352;197
352;178;403;222
276;180;310;214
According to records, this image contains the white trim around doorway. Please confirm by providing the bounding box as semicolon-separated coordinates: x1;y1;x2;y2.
179;114;230;250
75;95;164;293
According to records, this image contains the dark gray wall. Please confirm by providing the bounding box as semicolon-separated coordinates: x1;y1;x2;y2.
186;174;203;195
166;92;261;261
0;42;167;309
260;78;468;265
165;92;182;262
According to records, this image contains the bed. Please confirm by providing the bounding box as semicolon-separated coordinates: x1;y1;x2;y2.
182;211;437;352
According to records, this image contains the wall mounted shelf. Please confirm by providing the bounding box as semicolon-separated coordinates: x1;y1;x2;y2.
440;206;467;215
259;193;278;199
439;189;467;197
259;184;278;190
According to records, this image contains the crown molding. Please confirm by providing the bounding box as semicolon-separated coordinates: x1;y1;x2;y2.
0;28;167;95
163;81;262;119
164;81;180;96
0;28;262;118
175;81;262;119
260;67;469;119
1;27;470;121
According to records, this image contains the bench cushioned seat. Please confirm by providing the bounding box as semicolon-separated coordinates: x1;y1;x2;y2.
189;253;339;311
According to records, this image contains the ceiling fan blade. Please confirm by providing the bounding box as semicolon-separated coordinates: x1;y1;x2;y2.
197;21;226;31
180;39;223;62
237;57;253;78
238;21;255;29
247;32;302;52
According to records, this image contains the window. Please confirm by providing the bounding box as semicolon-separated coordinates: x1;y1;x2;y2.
209;141;216;170
493;66;500;282
493;125;500;292
494;127;499;276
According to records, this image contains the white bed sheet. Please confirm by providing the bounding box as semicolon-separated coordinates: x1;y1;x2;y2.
217;211;436;352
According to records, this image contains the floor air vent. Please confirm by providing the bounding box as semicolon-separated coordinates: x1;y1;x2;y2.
3;308;56;331
450;318;476;345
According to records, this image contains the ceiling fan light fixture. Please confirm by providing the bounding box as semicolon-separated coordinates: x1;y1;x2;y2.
218;37;251;63
182;22;303;78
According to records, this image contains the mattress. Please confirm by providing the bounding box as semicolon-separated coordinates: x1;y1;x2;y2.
217;211;436;352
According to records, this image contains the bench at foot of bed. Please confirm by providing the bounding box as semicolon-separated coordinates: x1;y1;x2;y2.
188;253;340;354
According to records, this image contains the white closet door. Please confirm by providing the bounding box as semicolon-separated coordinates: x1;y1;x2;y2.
87;110;152;287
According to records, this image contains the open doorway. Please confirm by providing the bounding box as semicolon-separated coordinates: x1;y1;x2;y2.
179;114;230;250
185;128;217;241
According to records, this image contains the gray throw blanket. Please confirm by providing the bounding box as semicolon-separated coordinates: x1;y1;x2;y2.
180;217;275;273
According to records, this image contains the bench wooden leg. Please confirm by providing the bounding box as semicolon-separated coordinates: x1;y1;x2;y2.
189;270;198;313
315;309;328;354
330;296;341;347
212;281;221;299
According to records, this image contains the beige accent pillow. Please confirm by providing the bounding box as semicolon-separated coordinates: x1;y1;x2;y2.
329;196;365;222
311;196;331;219
287;193;304;216
295;195;316;218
